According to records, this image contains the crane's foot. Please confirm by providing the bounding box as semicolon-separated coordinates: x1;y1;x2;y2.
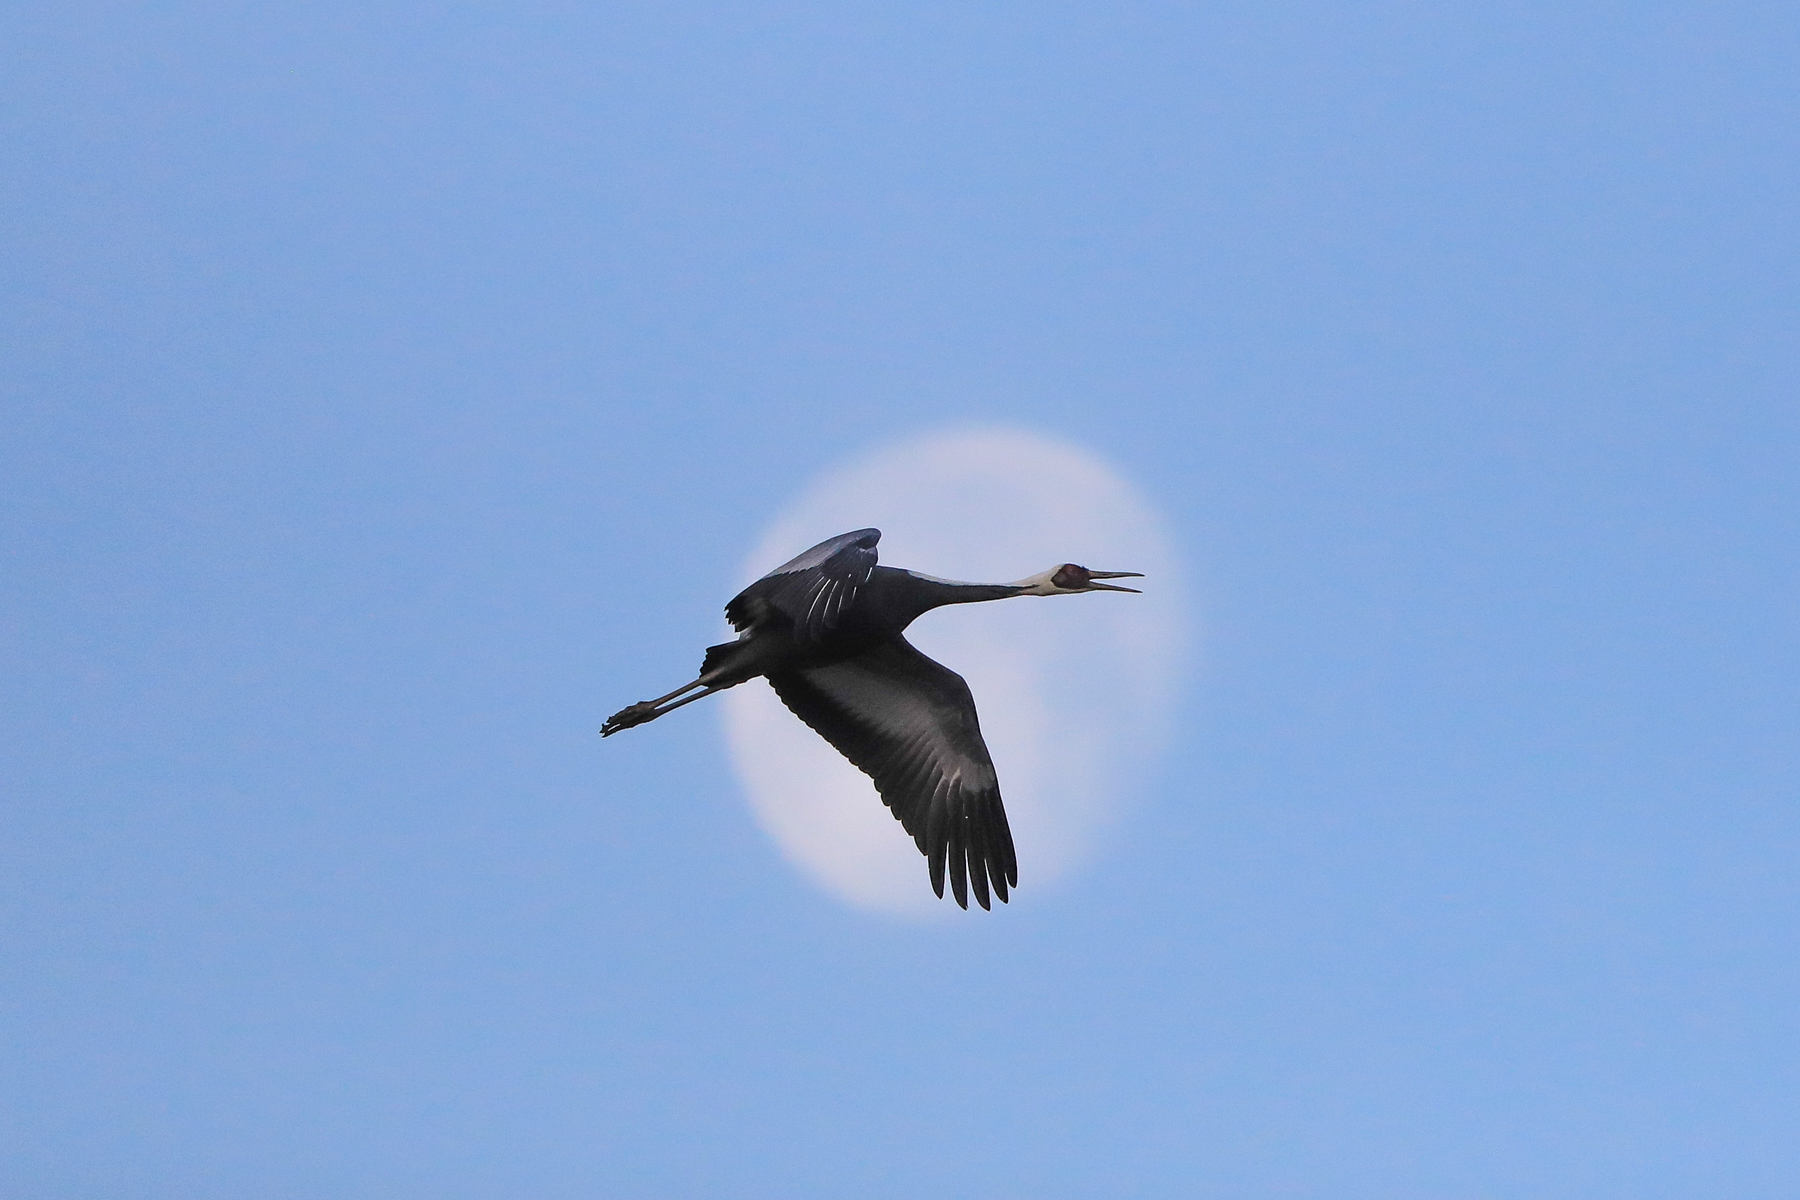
601;680;723;737
601;700;661;736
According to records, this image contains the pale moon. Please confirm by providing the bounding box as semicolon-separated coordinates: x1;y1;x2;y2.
721;426;1189;916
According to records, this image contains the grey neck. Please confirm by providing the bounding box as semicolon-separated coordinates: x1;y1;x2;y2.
920;580;1023;608
874;566;1023;631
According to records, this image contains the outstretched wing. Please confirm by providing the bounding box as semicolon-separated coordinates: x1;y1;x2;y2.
725;527;880;642
767;637;1018;910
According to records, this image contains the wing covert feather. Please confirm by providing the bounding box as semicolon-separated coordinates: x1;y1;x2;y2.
725;528;880;642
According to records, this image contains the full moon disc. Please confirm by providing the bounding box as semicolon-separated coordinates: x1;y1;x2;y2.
721;426;1188;916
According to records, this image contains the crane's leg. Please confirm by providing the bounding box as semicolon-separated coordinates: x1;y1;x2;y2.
603;636;771;737
601;679;723;737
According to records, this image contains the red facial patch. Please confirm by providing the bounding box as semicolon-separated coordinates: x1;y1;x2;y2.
1051;564;1089;590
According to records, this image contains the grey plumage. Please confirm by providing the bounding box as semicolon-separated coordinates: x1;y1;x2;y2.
724;527;880;644
602;527;1142;909
771;637;1012;909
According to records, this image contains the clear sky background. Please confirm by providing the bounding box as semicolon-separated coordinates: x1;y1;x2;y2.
4;3;1797;1196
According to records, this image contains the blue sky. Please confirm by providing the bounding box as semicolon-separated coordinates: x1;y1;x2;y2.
4;2;1797;1196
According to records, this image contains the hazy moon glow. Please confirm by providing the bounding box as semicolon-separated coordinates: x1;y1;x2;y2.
722;427;1187;916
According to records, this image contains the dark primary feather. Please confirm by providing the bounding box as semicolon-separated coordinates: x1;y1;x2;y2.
725;527;880;642
768;637;1018;910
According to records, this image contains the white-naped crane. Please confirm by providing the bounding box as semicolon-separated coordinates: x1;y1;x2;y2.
602;528;1143;910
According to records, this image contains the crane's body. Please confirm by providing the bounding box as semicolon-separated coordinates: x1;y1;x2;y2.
602;528;1142;909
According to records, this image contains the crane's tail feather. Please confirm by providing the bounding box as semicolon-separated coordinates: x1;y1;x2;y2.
700;641;737;677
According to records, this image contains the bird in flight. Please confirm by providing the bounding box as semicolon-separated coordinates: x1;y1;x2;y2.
602;528;1143;909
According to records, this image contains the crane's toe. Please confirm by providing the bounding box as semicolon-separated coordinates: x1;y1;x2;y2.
601;700;660;736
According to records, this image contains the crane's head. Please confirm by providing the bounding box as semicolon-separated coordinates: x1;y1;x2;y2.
1012;564;1144;596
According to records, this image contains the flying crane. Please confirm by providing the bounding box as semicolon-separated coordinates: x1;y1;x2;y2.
602;528;1143;909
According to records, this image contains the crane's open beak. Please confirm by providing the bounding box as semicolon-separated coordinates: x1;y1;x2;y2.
1084;571;1144;593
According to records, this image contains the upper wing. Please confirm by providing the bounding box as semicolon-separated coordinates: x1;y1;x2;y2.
725;528;880;642
767;637;1017;910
